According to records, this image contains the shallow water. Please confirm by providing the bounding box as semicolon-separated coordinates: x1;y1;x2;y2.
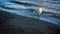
0;0;60;25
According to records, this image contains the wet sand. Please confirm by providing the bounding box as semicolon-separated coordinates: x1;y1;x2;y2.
0;10;60;34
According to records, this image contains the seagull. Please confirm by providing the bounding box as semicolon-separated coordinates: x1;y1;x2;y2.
29;7;45;18
33;8;44;15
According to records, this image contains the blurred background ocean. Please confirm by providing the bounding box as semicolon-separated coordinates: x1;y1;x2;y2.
0;0;60;25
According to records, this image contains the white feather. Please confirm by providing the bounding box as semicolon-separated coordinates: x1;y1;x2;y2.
33;8;44;14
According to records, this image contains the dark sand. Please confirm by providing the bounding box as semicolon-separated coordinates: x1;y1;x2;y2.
0;10;60;34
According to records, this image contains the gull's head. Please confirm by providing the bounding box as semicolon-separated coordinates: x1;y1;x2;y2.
38;8;44;14
33;7;45;14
